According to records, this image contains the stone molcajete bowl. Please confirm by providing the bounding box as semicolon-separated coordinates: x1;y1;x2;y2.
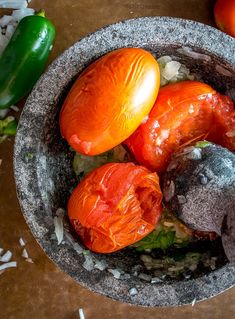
14;17;235;307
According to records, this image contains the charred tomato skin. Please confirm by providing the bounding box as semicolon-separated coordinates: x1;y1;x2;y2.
68;162;163;253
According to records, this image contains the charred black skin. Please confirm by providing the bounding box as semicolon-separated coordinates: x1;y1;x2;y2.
163;142;235;263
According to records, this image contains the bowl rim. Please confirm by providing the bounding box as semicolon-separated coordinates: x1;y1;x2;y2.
14;16;235;307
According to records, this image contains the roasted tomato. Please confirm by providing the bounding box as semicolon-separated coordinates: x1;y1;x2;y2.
125;81;235;173
68;162;163;253
214;0;235;37
60;48;160;155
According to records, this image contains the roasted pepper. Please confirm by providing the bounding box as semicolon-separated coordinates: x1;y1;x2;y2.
0;11;56;109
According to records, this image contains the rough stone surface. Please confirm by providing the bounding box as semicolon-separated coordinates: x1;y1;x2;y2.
14;17;235;307
163;143;235;265
163;144;235;234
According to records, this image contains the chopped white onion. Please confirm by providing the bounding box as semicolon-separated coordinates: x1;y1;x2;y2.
0;248;3;255
10;105;20;112
19;237;26;247
108;268;121;279
54;209;65;245
5;23;15;39
0;15;13;27
12;8;35;21
191;298;196;307
129;287;138;296
26;258;33;263
0;261;17;271
79;309;85;319
138;273;152;282
82;254;94;271
0;1;28;9
94;260;108;271
64;231;84;254
163;180;175;202
151;277;163;283
0;250;12;262
22;248;29;259
162;61;181;80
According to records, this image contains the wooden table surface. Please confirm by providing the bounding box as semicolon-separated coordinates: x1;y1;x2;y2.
1;1;235;318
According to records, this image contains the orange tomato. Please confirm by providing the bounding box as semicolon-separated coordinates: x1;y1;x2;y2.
125;81;235;173
68;163;163;253
214;0;235;37
60;48;160;155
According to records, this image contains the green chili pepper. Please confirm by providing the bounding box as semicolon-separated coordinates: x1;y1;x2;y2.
0;10;56;109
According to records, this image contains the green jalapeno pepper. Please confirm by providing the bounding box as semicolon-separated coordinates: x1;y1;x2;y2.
0;11;56;109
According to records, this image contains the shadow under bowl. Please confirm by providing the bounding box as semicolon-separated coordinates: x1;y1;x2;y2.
14;17;235;307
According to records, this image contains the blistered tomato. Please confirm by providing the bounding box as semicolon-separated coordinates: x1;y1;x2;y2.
214;0;235;37
125;81;235;173
60;48;160;155
68;163;163;253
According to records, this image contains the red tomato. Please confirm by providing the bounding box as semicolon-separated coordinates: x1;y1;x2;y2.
214;0;235;37
125;81;235;173
60;48;160;155
68;163;162;253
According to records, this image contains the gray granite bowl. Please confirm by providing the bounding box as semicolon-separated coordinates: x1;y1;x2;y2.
14;17;235;307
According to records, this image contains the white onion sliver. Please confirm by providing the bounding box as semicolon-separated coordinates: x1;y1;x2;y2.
0;0;28;9
0;261;17;271
64;232;84;254
82;254;94;271
94;260;108;271
56;208;65;218
0;15;13;27
108;268;121;279
79;309;85;319
129;287;138;296
10;105;20;112
19;237;26;247
22;248;29;259
12;8;35;21
162;61;181;80
54;209;64;245
191;298;197;307
138;273;152;282
0;248;4;255
54;216;64;245
5;24;15;39
0;250;12;262
26;258;33;263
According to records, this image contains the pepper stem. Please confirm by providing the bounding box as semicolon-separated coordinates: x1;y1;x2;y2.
36;10;46;18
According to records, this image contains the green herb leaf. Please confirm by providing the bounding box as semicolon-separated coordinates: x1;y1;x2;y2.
0;116;17;138
195;141;212;148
